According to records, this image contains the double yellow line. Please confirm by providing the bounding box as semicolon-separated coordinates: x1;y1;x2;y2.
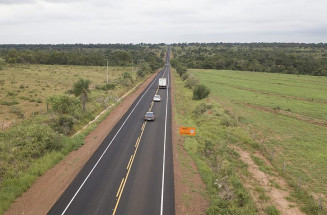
112;70;166;214
113;120;147;215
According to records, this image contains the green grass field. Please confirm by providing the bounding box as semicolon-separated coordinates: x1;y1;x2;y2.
0;64;134;127
189;69;327;205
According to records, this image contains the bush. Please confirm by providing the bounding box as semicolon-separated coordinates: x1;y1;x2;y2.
46;94;80;116
1;100;19;106
137;69;145;77
193;103;213;115
181;72;189;81
184;75;199;89
52;115;75;135
193;84;210;100
120;72;134;86
265;206;280;215
137;62;152;78
95;83;115;91
9;105;24;118
1;122;63;161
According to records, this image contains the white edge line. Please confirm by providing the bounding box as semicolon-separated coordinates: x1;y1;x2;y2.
60;70;162;215
160;65;169;215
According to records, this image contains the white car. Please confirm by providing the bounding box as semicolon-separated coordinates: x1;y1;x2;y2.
153;94;161;102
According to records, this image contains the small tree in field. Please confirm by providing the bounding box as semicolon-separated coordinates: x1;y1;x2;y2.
193;84;210;100
72;78;91;112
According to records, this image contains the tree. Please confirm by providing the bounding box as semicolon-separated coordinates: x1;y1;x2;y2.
72;78;91;112
137;62;151;78
193;84;210;100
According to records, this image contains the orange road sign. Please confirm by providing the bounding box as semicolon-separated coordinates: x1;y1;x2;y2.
179;127;196;136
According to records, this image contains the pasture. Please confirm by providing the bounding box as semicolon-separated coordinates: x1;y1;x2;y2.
190;69;327;201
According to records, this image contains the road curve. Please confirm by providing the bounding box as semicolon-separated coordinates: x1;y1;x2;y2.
48;47;174;215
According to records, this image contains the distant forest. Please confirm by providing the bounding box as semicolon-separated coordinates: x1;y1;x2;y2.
0;44;166;71
1;43;327;76
171;43;327;76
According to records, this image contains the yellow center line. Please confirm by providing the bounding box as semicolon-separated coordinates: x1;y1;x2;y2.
135;138;140;148
135;137;140;147
116;178;125;198
141;121;147;131
140;126;145;137
113;158;133;214
112;120;148;215
126;155;133;170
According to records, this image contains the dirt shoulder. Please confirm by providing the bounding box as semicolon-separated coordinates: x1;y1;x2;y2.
171;69;209;214
5;72;159;215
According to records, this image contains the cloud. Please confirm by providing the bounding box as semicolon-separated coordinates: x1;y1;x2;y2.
0;0;326;43
0;0;35;4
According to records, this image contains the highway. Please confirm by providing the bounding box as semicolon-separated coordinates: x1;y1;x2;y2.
48;47;174;215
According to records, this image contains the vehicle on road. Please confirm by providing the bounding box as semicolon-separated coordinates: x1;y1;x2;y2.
159;78;167;89
153;94;161;102
144;112;155;121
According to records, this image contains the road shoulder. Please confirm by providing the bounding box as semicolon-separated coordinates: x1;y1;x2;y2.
171;68;209;215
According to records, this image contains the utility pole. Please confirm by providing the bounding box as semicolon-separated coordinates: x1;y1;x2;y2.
106;60;109;84
131;59;134;72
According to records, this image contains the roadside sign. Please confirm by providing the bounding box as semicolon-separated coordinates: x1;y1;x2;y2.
179;127;196;136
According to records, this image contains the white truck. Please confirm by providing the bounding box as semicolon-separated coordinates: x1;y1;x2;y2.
159;78;167;89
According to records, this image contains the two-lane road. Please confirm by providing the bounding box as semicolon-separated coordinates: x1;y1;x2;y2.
48;48;174;215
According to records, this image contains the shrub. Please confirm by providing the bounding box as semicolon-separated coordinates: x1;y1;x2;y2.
265;206;280;215
2;122;63;161
52;115;75;135
7;91;16;97
1;100;19;106
46;94;80;116
95;83;115;91
120;72;134;86
193;103;213;115
193;84;210;100
181;72;189;81
220;115;237;127
137;62;152;78
184;75;199;89
137;69;145;77
9;105;24;118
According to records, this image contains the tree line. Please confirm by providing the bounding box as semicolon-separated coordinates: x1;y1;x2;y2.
0;44;165;71
171;43;327;76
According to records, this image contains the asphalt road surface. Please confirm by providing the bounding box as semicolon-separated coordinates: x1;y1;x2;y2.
48;48;174;215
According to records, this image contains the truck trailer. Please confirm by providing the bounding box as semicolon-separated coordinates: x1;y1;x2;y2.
159;78;167;89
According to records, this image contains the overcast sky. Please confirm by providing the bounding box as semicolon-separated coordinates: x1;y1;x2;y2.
0;0;326;44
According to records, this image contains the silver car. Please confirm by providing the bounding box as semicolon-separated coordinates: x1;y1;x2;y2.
144;112;155;121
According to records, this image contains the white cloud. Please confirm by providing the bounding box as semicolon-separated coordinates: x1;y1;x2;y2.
0;0;326;43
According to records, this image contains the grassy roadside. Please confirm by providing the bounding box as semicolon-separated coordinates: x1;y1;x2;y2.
0;68;155;215
171;68;258;214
